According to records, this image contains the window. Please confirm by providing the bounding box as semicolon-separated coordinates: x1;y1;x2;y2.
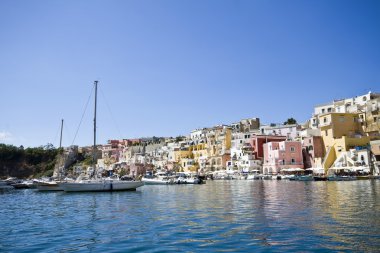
328;108;332;112
322;109;325;113
325;130;328;136
324;117;327;123
290;146;295;152
339;117;345;122
291;158;295;164
363;97;367;101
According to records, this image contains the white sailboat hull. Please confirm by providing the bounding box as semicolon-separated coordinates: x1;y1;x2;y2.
61;180;144;192
142;177;174;185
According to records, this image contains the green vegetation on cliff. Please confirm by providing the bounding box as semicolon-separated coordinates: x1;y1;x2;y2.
0;143;60;179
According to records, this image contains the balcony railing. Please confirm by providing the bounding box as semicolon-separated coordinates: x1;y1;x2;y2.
276;161;303;166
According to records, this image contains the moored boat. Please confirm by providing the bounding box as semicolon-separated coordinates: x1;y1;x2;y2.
313;176;327;181
327;175;357;181
11;180;35;189
142;176;174;185
60;178;144;192
59;81;144;193
34;180;63;191
247;170;262;180
175;173;203;184
289;174;313;181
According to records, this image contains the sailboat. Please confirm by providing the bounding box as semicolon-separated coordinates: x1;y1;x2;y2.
36;119;65;191
60;81;144;192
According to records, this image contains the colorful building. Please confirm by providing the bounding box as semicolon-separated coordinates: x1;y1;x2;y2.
318;112;370;171
263;141;304;174
302;136;325;168
205;126;231;171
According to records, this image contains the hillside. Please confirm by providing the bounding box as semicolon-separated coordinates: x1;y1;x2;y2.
0;144;59;179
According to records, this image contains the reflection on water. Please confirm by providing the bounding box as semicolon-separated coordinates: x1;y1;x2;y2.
0;180;379;252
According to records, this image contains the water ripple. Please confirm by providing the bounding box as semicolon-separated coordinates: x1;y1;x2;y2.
1;180;379;252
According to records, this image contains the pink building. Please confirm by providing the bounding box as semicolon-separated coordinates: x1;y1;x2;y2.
248;135;287;160
263;141;304;174
302;136;325;168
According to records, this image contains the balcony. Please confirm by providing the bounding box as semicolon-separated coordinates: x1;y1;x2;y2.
276;161;303;166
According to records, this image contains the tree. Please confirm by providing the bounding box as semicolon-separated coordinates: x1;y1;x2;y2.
175;136;185;142
284;118;297;125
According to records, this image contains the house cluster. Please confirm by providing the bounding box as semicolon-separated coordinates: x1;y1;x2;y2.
67;91;380;178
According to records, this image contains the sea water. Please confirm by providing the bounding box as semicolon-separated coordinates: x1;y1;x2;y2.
1;180;379;252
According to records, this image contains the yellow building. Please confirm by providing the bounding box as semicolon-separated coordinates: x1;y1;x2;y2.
173;148;192;163
318;113;370;170
364;98;380;140
190;143;208;163
205;126;232;171
179;158;199;172
173;144;208;173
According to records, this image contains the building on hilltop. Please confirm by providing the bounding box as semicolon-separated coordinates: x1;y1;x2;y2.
310;91;380;129
260;124;300;141
231;117;260;133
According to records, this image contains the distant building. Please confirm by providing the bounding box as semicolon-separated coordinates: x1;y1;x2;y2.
260;124;300;140
319;112;370;171
302;136;325;168
263;141;304;174
310;91;380;129
231;117;260;133
205;125;231;171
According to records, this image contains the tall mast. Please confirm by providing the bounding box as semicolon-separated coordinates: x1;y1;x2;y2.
59;119;64;149
93;81;98;168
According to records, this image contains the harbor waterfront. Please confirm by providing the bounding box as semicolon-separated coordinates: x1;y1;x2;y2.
1;180;379;252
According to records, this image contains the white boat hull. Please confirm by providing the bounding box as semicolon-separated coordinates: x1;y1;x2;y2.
61;180;144;192
34;180;64;191
247;175;261;180
142;178;174;185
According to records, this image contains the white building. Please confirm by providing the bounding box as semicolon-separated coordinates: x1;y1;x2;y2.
228;132;262;172
260;124;299;140
310;91;380;129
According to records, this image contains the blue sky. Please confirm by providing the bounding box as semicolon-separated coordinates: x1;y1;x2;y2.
0;0;379;147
